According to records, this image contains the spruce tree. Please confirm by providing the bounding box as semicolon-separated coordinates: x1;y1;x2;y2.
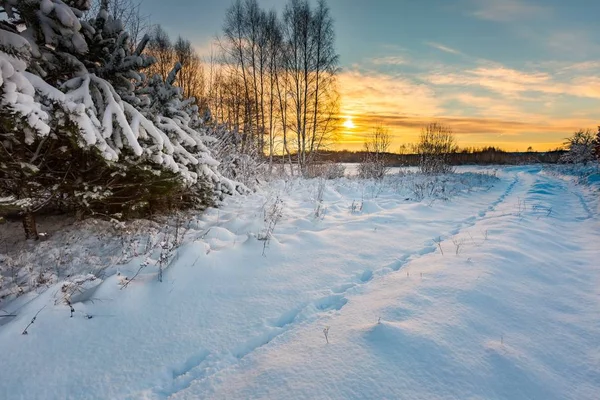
1;0;244;237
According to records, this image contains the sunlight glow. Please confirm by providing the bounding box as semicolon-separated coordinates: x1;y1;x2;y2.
342;116;356;129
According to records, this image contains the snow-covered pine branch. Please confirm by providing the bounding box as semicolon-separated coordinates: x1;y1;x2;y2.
1;0;246;238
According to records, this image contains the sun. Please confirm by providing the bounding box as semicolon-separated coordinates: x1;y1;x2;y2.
342;116;355;129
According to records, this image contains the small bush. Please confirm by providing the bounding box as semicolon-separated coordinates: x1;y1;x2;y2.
358;160;388;180
303;163;346;179
414;122;457;174
359;126;391;179
206;125;266;188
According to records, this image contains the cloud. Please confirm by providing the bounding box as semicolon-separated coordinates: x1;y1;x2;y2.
426;42;462;55
526;60;600;73
468;1;598;58
424;64;600;99
371;56;408;66
338;69;442;119
469;0;551;22
450;92;529;120
337;67;596;150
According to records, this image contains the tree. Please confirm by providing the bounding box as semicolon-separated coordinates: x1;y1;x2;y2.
282;0;339;173
595;126;600;162
1;0;93;82
414;122;458;174
560;129;597;165
222;0;254;146
0;0;95;238
87;0;150;49
146;25;175;82
216;0;339;174
1;0;244;238
358;126;391;179
173;37;206;111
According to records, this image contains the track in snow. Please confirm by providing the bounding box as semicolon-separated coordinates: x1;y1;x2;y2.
150;170;533;399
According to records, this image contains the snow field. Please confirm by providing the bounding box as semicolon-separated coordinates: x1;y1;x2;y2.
0;166;598;400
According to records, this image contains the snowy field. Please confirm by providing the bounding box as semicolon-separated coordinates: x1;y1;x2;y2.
0;165;599;400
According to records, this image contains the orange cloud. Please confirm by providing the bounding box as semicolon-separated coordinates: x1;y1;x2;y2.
425;64;600;99
337;68;596;152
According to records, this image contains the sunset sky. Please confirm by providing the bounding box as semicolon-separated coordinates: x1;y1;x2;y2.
143;0;600;152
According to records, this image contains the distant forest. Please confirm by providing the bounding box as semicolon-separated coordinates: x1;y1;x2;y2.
305;148;567;166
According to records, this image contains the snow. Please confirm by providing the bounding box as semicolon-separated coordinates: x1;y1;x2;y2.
0;166;599;399
0;53;51;140
1;2;241;201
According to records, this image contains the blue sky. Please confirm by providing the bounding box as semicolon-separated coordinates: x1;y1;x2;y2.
143;0;600;151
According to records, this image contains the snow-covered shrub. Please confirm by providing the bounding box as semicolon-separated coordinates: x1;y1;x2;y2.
258;195;283;255
304;162;346;179
138;64;245;197
358;126;391;179
415;122;457;175
357;159;388;180
403;171;498;202
543;164;600;189
206;124;264;188
560;129;598;165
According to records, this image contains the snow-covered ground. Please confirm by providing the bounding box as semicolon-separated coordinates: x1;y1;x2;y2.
0;166;598;400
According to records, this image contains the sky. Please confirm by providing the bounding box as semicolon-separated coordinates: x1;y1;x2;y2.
141;0;600;152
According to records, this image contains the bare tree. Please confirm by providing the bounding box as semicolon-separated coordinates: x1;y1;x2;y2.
212;0;339;176
146;25;175;82
174;37;206;111
264;10;283;172
222;0;255;147
415;122;458;174
306;0;339;166
359;126;391;179
283;0;339;174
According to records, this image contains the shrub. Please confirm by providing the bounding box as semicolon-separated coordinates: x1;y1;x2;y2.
560;129;598;165
414;122;457;174
358;126;390;179
303;162;346;179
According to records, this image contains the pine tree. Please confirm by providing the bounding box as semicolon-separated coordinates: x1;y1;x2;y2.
139;63;246;199
1;0;244;237
1;0;94;81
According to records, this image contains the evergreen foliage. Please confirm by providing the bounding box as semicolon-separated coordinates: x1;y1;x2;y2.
0;0;244;238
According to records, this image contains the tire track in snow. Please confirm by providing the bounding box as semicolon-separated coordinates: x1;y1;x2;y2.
571;186;594;220
526;173;594;222
147;172;523;399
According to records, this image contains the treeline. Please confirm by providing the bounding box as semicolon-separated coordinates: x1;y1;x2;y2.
130;0;340;174
214;0;340;173
317;149;567;166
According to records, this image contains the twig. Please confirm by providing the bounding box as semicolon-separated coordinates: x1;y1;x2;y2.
433;237;444;255
120;261;148;290
22;305;46;335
